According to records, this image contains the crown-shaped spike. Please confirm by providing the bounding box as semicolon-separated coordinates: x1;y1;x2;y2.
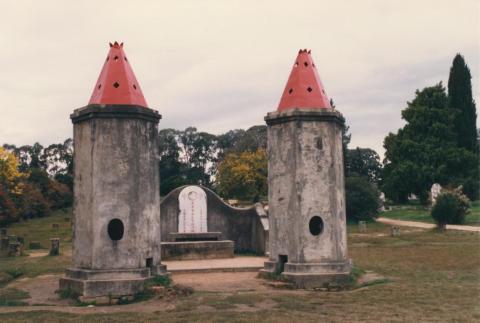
88;42;148;107
277;50;331;111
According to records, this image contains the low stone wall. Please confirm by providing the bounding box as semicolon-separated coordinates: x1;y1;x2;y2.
160;186;268;255
161;240;234;260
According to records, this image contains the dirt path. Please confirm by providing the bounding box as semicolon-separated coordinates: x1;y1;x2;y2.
377;217;480;232
0;272;292;314
172;271;272;292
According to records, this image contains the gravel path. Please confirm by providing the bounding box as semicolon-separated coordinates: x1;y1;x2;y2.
377;217;480;232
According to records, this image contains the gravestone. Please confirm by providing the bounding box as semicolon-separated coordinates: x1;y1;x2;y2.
390;226;400;237
178;186;208;233
358;221;367;233
160;185;268;257
1;237;9;251
0;228;7;238
52;223;59;231
431;183;442;205
49;238;60;256
161;185;235;260
8;242;20;257
379;192;386;211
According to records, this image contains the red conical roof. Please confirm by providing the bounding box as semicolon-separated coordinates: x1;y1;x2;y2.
277;49;331;111
88;42;148;107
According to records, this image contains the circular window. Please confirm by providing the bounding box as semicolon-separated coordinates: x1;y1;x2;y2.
108;219;124;241
309;216;324;236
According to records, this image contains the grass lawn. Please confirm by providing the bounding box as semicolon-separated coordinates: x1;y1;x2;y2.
0;209;72;286
381;200;480;226
0;212;479;321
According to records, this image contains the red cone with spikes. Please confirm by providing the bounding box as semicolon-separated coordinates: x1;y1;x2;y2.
277;49;331;111
88;42;148;107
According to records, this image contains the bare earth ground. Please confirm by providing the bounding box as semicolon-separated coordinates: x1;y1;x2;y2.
0;272;299;314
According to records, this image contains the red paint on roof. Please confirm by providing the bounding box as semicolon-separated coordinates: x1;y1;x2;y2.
277;49;331;111
88;42;148;107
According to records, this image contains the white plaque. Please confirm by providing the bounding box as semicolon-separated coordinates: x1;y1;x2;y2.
431;183;442;205
178;186;208;233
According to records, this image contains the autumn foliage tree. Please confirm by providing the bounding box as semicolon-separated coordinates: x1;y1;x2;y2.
0;141;73;226
216;149;267;202
0;147;25;225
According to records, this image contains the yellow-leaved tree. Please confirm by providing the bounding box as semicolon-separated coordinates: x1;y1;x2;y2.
0;147;27;225
216;149;267;202
0;147;26;194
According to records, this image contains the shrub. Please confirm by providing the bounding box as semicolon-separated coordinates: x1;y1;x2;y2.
0;187;20;226
431;190;470;227
18;183;51;219
346;176;381;222
46;180;73;210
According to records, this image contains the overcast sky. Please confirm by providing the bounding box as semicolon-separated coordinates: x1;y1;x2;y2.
0;0;478;156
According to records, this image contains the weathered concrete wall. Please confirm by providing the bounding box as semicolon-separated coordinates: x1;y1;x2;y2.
160;186;268;255
71;105;162;270
161;240;234;260
266;109;348;265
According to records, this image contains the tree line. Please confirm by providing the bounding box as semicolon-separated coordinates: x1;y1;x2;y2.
0;140;73;226
1;53;476;226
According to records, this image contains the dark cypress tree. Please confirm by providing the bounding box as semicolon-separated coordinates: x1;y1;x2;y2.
448;54;478;153
381;83;479;202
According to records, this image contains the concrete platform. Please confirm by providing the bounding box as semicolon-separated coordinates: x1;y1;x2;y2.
259;259;352;289
163;256;267;273
161;240;234;260
59;265;167;297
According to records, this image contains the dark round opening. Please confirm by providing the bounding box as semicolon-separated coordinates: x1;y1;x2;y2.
108;219;124;241
309;216;324;236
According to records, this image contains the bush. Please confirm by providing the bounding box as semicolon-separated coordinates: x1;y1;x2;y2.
346;176;381;222
0;187;20;226
18;183;51;219
431;191;470;227
46;180;73;210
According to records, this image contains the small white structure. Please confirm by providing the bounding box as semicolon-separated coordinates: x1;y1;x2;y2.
178;186;208;233
431;183;442;205
379;192;386;211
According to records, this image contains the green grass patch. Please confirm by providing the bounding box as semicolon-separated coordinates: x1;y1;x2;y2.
57;288;80;300
147;274;171;287
3;208;72;249
0;209;72;286
0;288;30;306
381;201;480;226
347;265;365;286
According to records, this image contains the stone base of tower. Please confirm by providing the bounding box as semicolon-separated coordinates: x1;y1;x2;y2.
260;260;352;289
59;265;168;298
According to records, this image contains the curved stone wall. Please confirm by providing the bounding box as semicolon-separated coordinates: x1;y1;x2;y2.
160;186;268;255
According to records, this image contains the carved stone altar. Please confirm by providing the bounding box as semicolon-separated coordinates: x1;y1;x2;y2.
161;186;235;260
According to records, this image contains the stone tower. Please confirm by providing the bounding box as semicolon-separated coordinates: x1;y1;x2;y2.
60;42;166;298
261;49;351;288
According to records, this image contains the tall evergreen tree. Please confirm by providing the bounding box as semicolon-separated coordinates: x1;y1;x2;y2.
448;54;478;153
382;83;478;202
